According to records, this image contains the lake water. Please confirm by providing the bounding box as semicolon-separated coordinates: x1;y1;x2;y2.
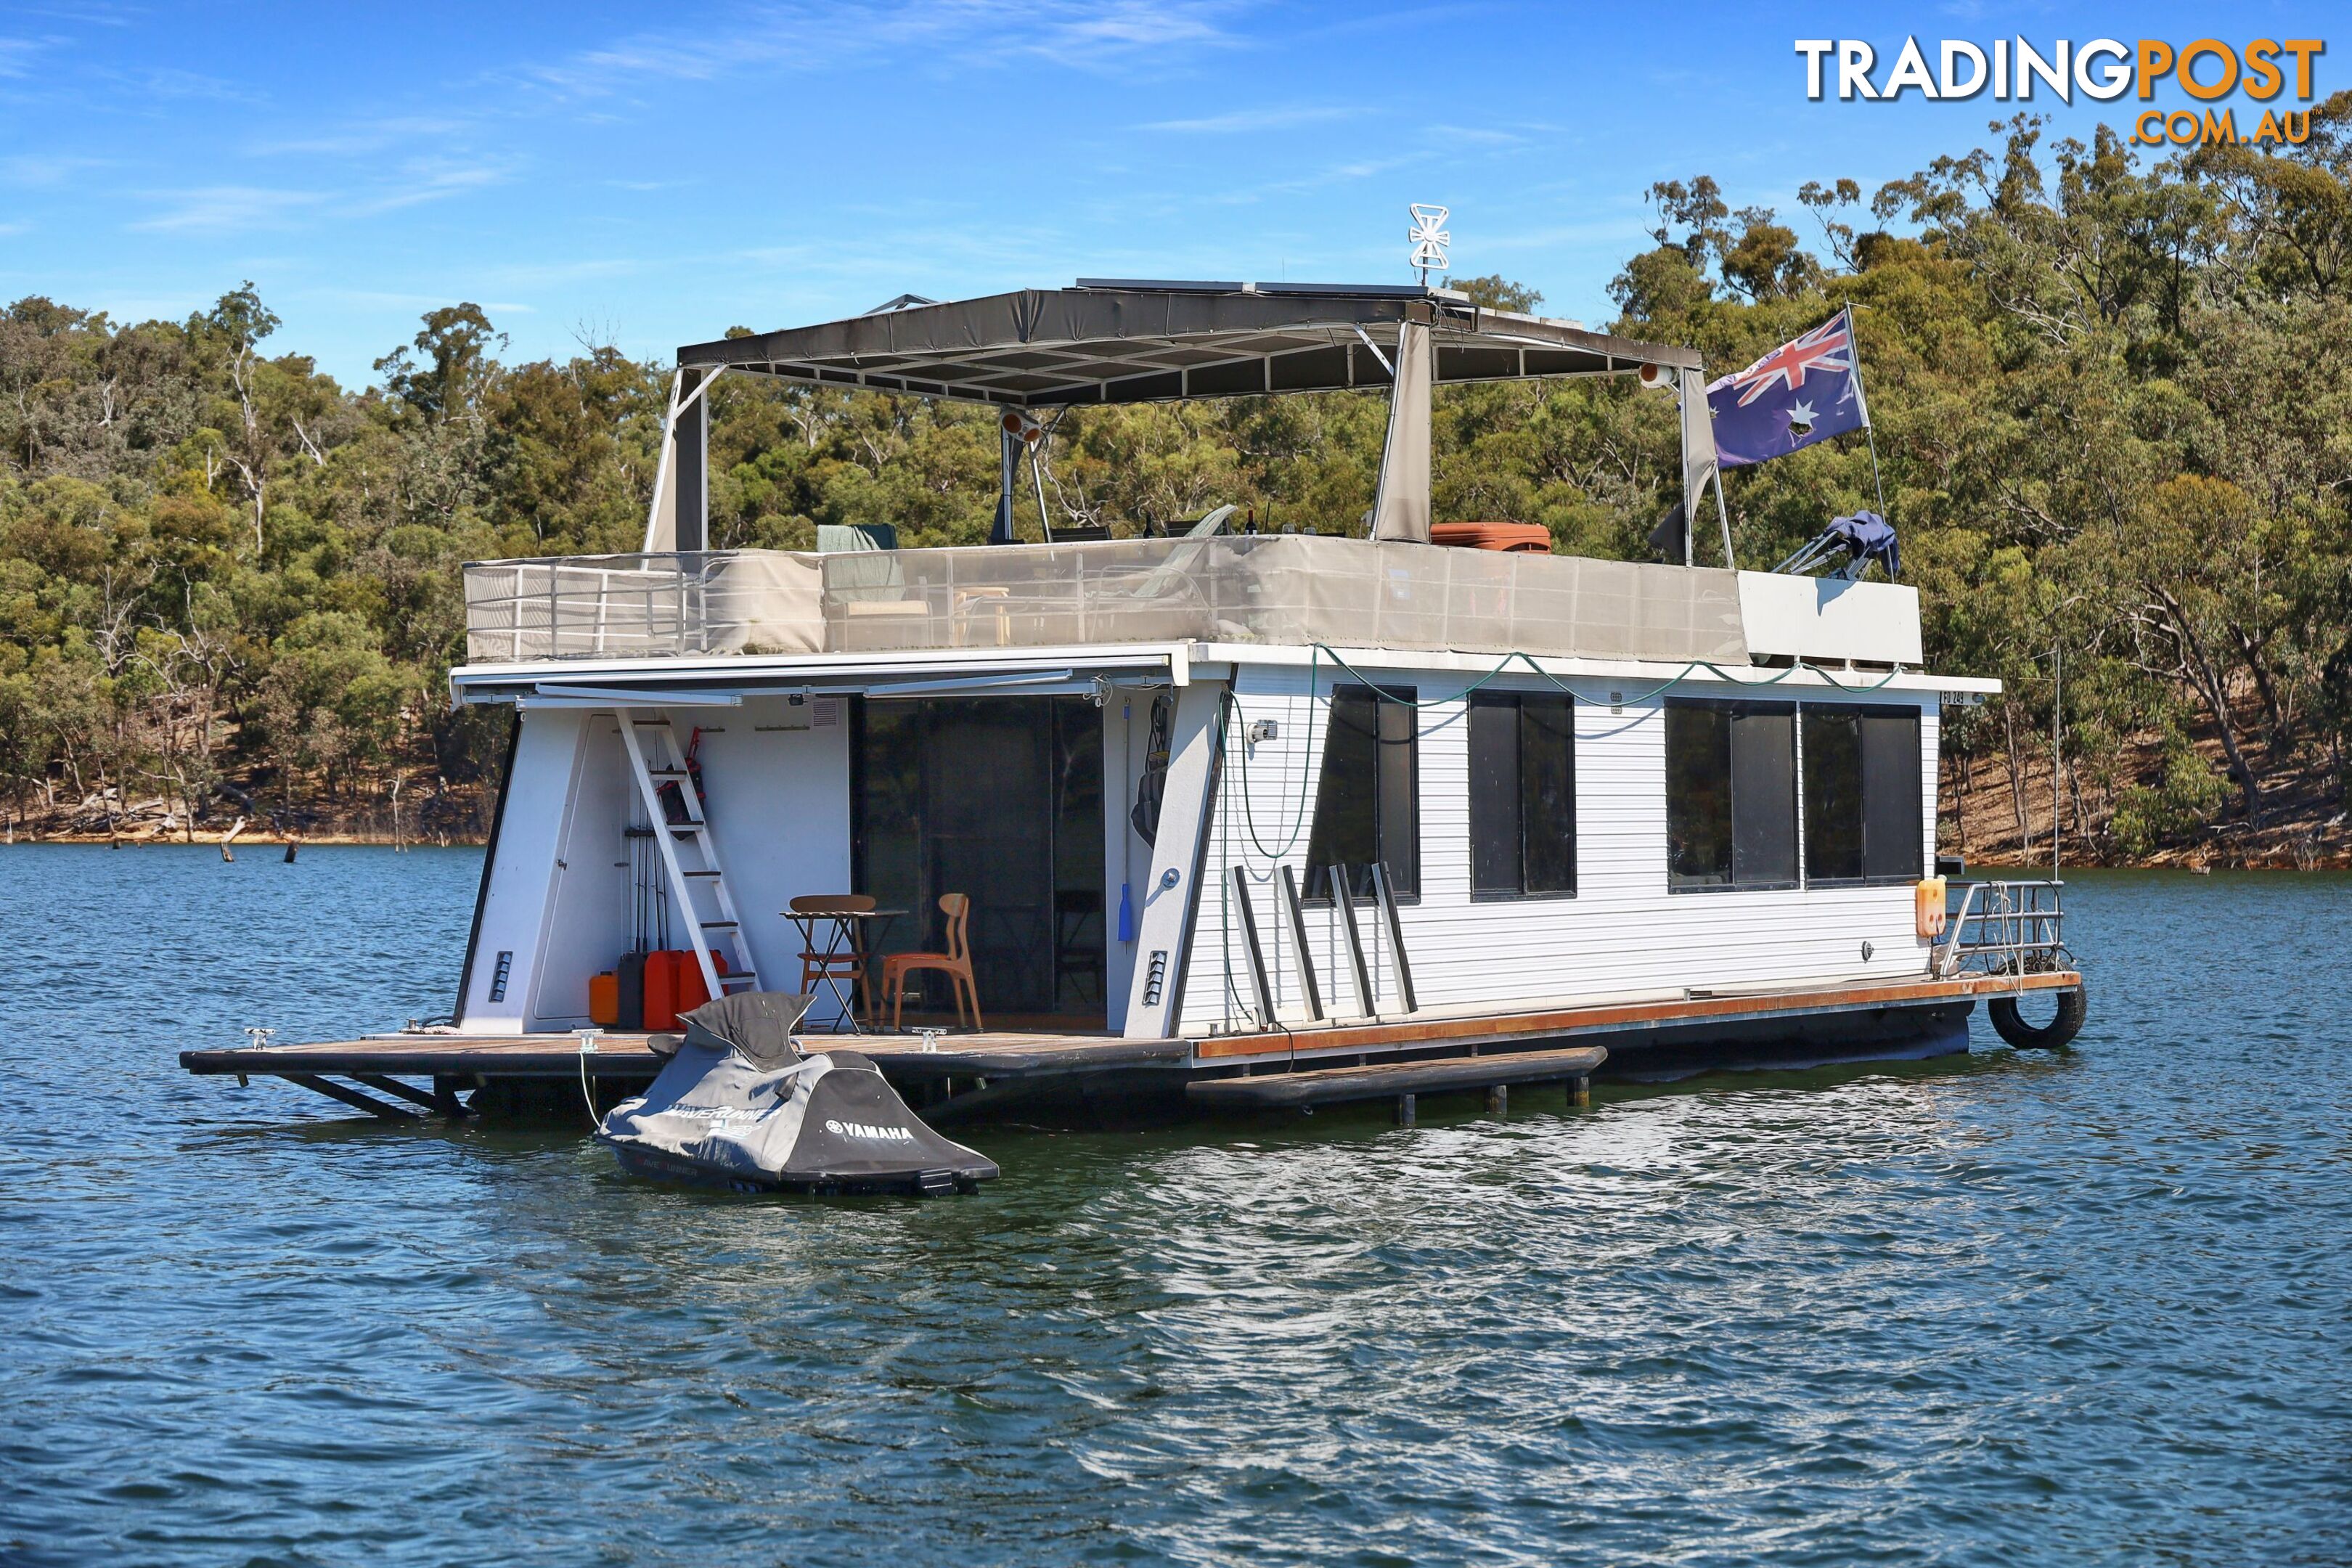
2;846;2347;1566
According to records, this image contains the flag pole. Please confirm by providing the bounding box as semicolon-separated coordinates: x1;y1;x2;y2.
1845;301;1890;531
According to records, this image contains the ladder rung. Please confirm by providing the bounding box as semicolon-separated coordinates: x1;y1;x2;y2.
701;920;738;930
645;768;690;778
632;718;672;727
682;870;721;878
668;823;706;834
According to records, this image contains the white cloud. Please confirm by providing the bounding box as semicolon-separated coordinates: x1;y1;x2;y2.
1142;105;1358;134
128;186;324;234
515;0;1241;97
0;36;46;78
345;159;515;216
311;287;537;316
1424;123;1528;147
254;115;473;158
0;152;104;187
97;65;259;102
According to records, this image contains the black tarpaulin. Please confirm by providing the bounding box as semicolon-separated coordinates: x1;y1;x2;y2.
676;283;1701;409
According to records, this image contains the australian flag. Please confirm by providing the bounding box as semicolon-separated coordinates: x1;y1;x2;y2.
1706;308;1869;468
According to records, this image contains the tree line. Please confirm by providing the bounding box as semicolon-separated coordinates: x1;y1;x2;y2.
5;102;2351;858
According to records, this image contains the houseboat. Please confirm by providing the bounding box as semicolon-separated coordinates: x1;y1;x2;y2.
184;279;2083;1127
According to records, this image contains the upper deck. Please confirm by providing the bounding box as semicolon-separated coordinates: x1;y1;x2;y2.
459;534;1929;677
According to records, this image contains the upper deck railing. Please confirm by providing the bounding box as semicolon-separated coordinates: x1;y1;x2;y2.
460;536;1753;668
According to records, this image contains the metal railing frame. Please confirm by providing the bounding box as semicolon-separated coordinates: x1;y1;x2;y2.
1933;879;2068;981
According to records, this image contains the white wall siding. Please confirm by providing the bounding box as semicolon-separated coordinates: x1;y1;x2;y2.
690;698;853;1023
462;709;587;1032
528;717;637;1028
1176;661;1943;1038
470;701;854;1032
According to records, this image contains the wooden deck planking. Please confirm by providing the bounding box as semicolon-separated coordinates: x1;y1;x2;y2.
179;1028;1186;1083
1191;969;2081;1060
1188;1044;1609;1109
179;969;2075;1097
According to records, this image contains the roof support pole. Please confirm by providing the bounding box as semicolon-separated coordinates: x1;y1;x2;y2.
1369;321;1432;544
640;371;684;552
674;367;709;553
1677;366;1723;568
991;417;1018;544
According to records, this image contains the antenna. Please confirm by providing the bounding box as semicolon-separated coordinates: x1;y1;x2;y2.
1407;204;1450;285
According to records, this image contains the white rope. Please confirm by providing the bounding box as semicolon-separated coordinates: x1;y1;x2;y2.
576;1028;603;1127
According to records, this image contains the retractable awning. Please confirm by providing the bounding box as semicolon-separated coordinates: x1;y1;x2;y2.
676;281;1701;409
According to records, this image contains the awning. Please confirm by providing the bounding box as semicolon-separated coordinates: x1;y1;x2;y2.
676;281;1702;409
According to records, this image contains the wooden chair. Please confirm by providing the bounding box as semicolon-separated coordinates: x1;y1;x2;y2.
791;893;875;1018
881;893;981;1032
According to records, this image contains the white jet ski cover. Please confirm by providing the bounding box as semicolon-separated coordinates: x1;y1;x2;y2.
599;993;996;1187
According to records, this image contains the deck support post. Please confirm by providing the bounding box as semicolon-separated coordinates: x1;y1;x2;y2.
674;368;708;551
990;420;1018;544
1368;861;1417;1013
1395;1093;1416;1128
1328;865;1376;1019
1277;865;1324;1021
432;1076;474;1117
285;1073;422;1122
354;1073;441;1112
1485;1085;1508;1117
1569;1074;1591;1108
1229;866;1277;1029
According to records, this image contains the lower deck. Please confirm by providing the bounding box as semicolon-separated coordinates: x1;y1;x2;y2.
181;969;2081;1124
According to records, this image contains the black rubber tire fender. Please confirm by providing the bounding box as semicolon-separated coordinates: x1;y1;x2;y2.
1988;985;2086;1049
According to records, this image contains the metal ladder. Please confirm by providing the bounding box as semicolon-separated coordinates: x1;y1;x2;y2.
616;712;758;1002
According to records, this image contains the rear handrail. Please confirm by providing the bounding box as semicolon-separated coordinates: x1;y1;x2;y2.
1935;879;2068;980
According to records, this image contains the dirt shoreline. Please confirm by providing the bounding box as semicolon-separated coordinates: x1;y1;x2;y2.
11;833;2345;870
7;831;483;849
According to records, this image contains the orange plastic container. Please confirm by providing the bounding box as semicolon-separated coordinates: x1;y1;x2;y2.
587;971;619;1026
1914;877;1948;939
642;949;728;1032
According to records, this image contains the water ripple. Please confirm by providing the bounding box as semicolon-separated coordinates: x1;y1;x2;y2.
3;849;2349;1565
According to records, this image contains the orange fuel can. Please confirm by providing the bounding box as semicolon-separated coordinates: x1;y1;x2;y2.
1914;877;1948;939
588;971;620;1026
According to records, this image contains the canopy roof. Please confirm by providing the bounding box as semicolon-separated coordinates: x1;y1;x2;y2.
677;281;1702;409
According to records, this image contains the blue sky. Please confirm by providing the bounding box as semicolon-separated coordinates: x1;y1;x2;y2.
0;1;2329;385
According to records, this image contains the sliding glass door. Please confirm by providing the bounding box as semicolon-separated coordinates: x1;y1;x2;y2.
853;696;1105;1020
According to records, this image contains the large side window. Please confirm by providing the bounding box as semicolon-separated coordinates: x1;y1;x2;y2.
1804;704;1923;883
1667;699;1797;891
1469;692;1575;898
1802;708;1863;881
1860;706;1923;881
1305;685;1418;899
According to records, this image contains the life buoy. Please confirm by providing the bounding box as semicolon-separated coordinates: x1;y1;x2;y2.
1988;986;2086;1049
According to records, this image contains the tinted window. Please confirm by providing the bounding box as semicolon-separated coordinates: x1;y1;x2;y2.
1860;708;1922;881
1729;704;1798;886
1802;704;1921;883
1666;702;1731;887
1306;686;1417;899
1471;692;1575;897
1668;699;1797;891
1803;708;1864;881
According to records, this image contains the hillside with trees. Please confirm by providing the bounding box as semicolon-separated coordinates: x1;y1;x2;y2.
6;107;2351;864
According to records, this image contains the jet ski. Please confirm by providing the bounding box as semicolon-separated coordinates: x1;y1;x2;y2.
597;990;997;1196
